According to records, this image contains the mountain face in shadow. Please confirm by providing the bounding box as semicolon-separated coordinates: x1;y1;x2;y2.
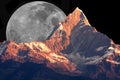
0;7;120;80
0;60;95;80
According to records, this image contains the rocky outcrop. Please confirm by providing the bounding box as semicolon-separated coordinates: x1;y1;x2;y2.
0;7;120;80
0;41;81;76
45;7;91;53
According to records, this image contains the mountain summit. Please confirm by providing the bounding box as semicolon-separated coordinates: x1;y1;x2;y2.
0;7;120;80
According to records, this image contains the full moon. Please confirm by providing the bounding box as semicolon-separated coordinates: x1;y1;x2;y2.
6;1;66;43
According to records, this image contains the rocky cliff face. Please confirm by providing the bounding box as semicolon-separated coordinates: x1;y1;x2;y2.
0;7;120;80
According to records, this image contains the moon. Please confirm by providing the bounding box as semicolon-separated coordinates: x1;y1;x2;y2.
6;1;66;43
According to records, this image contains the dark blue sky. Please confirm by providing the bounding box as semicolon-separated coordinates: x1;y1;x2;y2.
0;0;119;43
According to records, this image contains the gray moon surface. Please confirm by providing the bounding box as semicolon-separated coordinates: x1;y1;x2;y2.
6;1;66;43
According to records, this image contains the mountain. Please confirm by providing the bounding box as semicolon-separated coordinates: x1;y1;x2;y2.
0;7;120;80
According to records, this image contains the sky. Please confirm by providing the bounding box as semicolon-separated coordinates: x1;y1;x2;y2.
0;0;119;44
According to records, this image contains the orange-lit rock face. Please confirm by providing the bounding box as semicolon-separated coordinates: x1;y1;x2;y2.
45;7;91;53
1;41;81;75
44;8;82;53
0;7;120;80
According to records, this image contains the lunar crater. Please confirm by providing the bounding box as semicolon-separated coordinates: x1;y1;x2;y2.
6;1;66;43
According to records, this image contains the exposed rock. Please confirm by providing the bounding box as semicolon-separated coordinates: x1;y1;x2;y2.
0;7;120;80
